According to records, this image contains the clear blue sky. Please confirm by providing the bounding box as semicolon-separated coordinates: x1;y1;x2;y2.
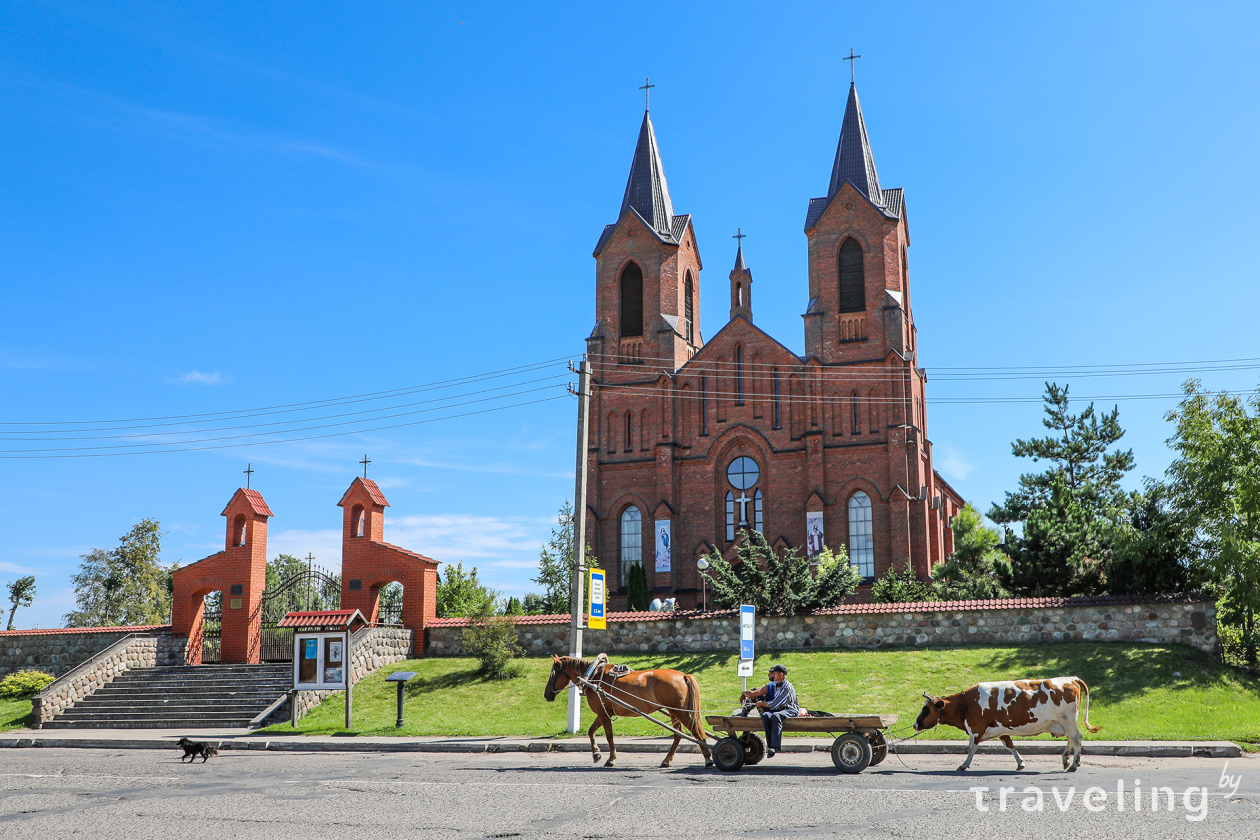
3;2;1258;628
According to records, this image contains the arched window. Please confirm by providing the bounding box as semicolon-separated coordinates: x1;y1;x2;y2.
620;263;643;337
351;504;365;538
754;490;764;533
684;271;695;343
725;492;735;542
848;492;874;577
851;391;861;435
233;514;247;547
735;345;744;405
726;457;763;540
624;411;633;452
620;507;642;586
839;238;865;313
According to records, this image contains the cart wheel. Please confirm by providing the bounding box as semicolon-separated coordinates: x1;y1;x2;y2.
831;733;872;774
740;732;766;765
713;736;746;772
867;730;888;767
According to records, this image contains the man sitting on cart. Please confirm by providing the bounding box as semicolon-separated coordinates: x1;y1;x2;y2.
741;663;798;758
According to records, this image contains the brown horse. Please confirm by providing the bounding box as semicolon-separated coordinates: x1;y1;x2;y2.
543;654;712;768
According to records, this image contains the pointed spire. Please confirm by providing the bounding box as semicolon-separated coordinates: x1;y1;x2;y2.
827;83;885;209
620;110;675;235
733;244;746;272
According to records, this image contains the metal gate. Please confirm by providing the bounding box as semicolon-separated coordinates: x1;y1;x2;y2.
201;594;222;664
259;565;341;662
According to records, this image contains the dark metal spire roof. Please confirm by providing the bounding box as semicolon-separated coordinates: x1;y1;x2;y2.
733;244;746;271
620;110;675;236
828;83;885;209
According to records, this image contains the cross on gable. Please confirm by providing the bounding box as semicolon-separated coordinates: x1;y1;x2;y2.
243;463;254;489
360;455;371;478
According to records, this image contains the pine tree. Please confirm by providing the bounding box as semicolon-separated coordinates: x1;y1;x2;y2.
871;561;937;604
626;563;649;611
1002;478;1109;596
1107;482;1193;596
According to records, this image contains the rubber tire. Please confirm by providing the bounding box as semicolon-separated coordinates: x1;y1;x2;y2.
831;732;873;774
867;730;888;767
740;732;766;765
713;736;746;772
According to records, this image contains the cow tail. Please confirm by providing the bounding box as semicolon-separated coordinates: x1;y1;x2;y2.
683;673;708;743
1079;678;1101;733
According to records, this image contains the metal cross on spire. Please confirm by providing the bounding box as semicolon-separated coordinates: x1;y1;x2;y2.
732;228;747;243
639;77;655;110
843;49;861;84
243;463;254;489
359;455;371;478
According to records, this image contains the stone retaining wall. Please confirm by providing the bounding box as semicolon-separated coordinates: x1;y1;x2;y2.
291;627;413;723
0;626;172;678
426;598;1218;658
30;633;184;727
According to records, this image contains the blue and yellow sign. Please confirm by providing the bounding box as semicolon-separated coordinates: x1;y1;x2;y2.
588;568;607;630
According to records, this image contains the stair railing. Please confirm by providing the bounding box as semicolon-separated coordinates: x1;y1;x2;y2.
30;630;164;728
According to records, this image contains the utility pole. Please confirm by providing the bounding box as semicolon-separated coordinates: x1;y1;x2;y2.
567;356;592;734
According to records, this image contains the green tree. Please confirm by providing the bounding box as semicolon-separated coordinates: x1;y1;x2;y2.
522;593;548;615
460;600;524;680
930;505;1012;601
502;596;524;616
989;383;1135;525
65;519;176;627
702;530;861;616
871;561;937;604
532;500;598;615
436;562;500;618
6;576;36;631
1163;380;1260;668
1107;482;1194;596
625;563;650;611
1002;477;1109;596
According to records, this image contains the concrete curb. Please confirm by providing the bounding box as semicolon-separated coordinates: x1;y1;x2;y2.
0;736;1242;758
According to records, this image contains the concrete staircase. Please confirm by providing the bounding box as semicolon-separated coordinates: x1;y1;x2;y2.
42;664;292;730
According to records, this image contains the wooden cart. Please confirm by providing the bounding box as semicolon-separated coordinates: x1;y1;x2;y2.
704;713;898;773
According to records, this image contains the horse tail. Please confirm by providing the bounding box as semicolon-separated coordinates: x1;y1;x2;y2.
683;673;708;742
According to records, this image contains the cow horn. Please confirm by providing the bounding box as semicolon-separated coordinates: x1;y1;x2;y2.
922;692;933;701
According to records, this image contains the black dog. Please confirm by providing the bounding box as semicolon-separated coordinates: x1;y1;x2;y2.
177;737;218;763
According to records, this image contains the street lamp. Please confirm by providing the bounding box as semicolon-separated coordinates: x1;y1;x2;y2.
696;557;710;612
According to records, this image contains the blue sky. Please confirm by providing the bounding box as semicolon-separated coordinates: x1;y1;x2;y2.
3;2;1258;628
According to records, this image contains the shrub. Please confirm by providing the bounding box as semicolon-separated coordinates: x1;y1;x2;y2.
461;606;524;680
0;669;55;698
626;563;650;611
871;562;937;604
1221;624;1260;674
702;530;862;616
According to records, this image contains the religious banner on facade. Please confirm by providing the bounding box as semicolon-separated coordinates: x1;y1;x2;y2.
654;520;671;573
806;511;825;560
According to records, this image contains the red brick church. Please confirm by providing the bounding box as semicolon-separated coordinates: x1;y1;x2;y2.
584;82;965;608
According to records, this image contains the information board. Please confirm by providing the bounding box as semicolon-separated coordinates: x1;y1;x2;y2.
588;568;607;630
740;604;755;660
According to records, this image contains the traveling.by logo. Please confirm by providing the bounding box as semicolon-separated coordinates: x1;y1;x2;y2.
969;762;1242;822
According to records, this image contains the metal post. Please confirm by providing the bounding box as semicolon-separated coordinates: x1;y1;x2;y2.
567;356;592;734
344;630;352;730
396;681;405;728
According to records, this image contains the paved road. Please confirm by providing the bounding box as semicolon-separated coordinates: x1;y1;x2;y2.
0;748;1255;838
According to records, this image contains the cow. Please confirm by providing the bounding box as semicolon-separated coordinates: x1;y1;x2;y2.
913;676;1100;772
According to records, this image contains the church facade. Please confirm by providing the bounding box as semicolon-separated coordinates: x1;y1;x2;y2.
584;82;965;609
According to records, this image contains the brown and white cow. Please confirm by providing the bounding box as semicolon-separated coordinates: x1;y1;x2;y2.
914;677;1100;772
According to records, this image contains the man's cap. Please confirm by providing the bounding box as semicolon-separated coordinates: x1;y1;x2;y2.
768;664;788;676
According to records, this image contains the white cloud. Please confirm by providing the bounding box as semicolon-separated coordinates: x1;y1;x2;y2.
176;371;230;386
0;561;38;575
935;444;975;481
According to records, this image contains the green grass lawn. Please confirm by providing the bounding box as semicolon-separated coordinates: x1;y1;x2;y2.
1;697;33;732
261;643;1260;744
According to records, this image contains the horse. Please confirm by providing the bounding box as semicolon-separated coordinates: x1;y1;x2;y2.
543;654;713;768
